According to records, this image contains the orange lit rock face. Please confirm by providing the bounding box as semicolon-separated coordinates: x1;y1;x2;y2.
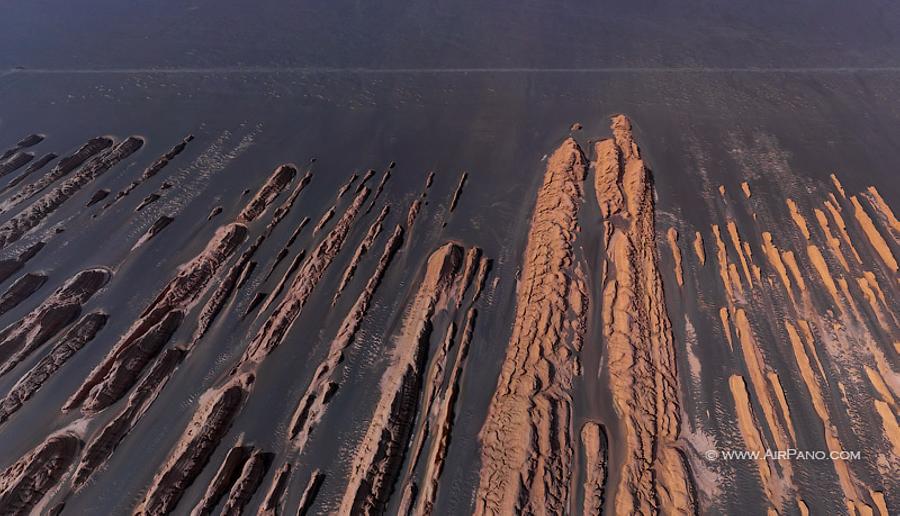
594;115;696;514
475;137;587;515
0;111;895;516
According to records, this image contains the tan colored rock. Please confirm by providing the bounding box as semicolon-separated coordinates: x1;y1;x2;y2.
786;198;811;240
339;243;463;514
593;116;695;514
850;195;897;271
475;137;588;515
581;422;608;516
693;231;706;265
667;227;684;287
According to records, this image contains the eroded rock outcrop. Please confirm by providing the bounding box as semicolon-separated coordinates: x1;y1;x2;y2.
0;312;107;425
135;374;252;515
3;136;113;211
0;267;110;376
339;243;463;515
592;115;696;514
65;224;246;413
243;187;370;363
475;137;588;515
0;432;81;515
0;137;143;249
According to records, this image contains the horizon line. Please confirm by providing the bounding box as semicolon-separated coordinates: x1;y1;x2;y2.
5;66;900;76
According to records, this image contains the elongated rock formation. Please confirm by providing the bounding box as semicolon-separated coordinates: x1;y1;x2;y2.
0;272;47;317
0;312;107;425
103;135;193;210
338;242;463;515
411;303;484;515
258;463;291;516
237;164;297;223
0;152;33;178
581;421;608;516
289;223;404;449
220;449;271;515
191;446;251;516
332;204;390;305
0;267;110;376
0;432;81;514
594;115;696;514
3;136;112;211
1;153;57;194
66;224;246;412
72;348;185;490
193;169;311;346
475;137;588;515
297;470;325;516
0;242;44;285
0;137;143;249
0;134;43;161
243;187;370;363
135;374;252;515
